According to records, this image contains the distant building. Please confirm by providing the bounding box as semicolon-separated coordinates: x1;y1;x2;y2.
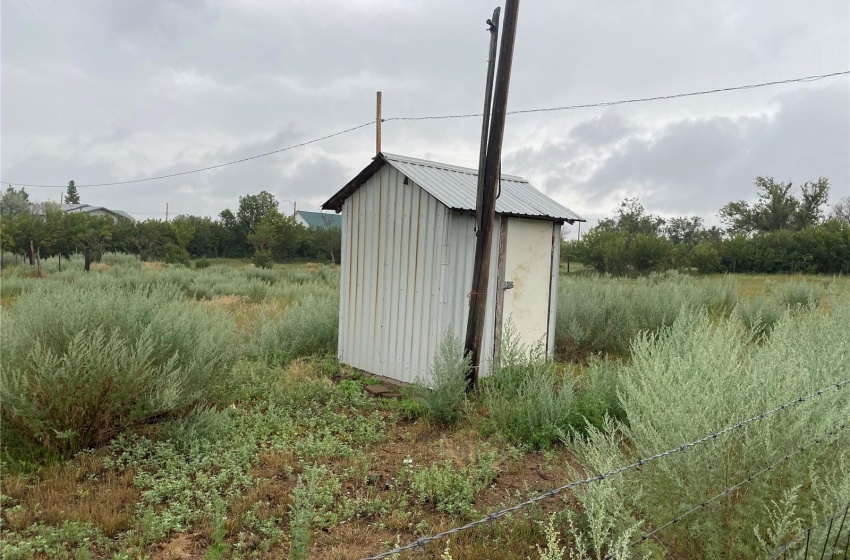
31;203;134;221
295;210;341;229
322;152;584;385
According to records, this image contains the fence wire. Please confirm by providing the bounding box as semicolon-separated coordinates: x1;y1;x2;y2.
605;422;849;559
359;378;849;560
769;501;850;560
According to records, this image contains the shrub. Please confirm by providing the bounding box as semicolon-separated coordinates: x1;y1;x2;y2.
163;243;189;266
100;252;141;267
0;283;236;460
555;272;737;359
629;233;672;272
571;358;625;433
734;294;784;338
484;326;575;449
405;451;498;517
569;305;850;558
194;258;211;269
245;267;277;284
780;280;823;309
39;253;86;274
407;332;469;423
690;242;721;273
252;295;338;365
252;250;274;269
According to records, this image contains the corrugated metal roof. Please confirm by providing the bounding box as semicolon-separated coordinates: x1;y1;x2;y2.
296;210;342;229
322;153;585;223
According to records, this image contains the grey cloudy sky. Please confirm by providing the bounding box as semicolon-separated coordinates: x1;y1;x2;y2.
2;0;848;230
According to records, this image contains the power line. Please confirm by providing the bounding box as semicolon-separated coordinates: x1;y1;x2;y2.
359;378;849;560
383;70;850;121
2;121;375;188
3;70;847;189
608;422;849;559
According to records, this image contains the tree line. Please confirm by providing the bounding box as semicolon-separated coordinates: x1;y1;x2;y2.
3;176;848;274
0;187;341;267
565;177;850;275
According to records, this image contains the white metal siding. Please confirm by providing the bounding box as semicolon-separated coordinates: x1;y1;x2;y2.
337;165;565;384
338;166;502;384
339;166;450;383
435;212;502;379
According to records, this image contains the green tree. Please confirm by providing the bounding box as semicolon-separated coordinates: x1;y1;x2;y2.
248;211;305;262
829;196;850;225
0;186;31;217
596;198;665;238
690;242;721;274
65;180;81;204
237;191;279;233
311;227;341;264
218;191;280;257
131;220;174;260
171;215;226;258
664;216;705;247
794;178;830;229
629;233;672;272
169;219;196;250
719;177;830;234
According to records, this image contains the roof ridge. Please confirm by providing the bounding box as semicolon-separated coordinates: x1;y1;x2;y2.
381;152;526;181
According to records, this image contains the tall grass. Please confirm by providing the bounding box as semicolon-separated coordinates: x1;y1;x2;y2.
100;252;141;267
556;271;738;359
0;283;237;460
568;302;850;558
251;295;339;365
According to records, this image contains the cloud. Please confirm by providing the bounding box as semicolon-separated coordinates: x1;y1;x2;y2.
506;82;849;222
2;0;848;224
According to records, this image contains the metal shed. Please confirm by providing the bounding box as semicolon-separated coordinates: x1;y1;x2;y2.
322;152;583;385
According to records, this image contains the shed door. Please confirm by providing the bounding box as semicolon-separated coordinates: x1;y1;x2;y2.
495;218;554;353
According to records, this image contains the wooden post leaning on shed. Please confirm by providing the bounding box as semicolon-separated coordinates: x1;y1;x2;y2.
464;0;521;391
376;91;383;155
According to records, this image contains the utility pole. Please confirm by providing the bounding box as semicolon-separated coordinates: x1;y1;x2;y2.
464;0;520;390
165;203;169;222
376;91;382;155
474;7;501;229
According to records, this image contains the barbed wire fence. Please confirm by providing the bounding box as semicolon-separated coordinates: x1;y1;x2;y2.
769;501;850;560
359;378;849;560
605;422;849;559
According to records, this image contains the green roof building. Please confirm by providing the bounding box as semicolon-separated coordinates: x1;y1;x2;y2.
295;210;341;229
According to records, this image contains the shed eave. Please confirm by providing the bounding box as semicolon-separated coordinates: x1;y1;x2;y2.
321;155;386;213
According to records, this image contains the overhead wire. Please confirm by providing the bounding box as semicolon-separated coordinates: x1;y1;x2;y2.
382;70;850;121
2;121;375;188
2;70;847;189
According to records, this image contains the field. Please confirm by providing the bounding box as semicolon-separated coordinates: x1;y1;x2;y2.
1;255;849;559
